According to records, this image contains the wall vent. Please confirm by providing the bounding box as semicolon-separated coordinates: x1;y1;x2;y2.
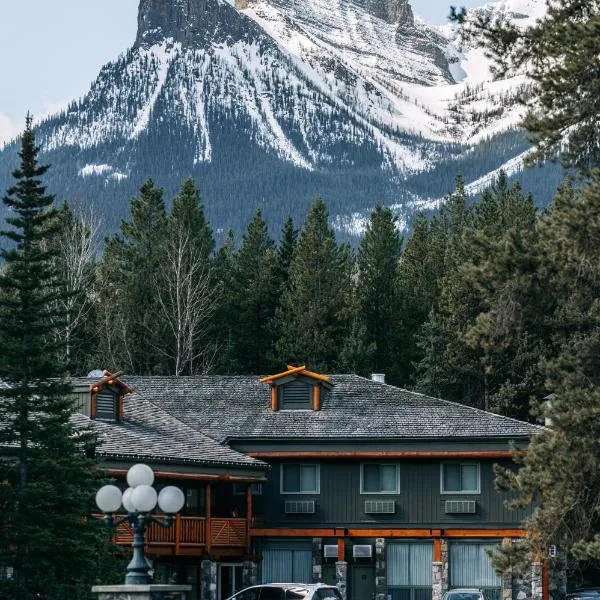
324;544;338;558
445;500;476;514
353;544;373;559
364;500;395;514
284;500;316;514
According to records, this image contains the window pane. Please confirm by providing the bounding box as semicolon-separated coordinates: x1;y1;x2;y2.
443;464;461;492
381;465;397;492
363;465;380;492
461;465;478;492
283;465;301;492
300;465;317;492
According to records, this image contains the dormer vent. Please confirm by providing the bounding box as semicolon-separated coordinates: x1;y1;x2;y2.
260;366;333;412
89;370;131;422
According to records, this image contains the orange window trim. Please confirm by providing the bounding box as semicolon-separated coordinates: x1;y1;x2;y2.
313;385;321;411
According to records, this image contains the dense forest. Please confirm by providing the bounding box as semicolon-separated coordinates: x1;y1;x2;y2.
22;161;592;427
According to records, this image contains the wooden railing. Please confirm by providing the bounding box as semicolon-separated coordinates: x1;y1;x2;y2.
96;515;248;553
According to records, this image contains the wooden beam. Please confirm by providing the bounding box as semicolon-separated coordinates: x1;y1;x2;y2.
260;366;307;383
206;483;212;554
444;529;525;538
433;539;442;562
105;469;266;483
250;528;339;537
337;536;345;561
247;451;514;459
271;386;278;412
313;385;321;411
175;514;181;555
542;560;549;600
246;484;253;553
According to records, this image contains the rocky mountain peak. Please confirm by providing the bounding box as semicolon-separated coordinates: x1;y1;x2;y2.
350;0;414;26
135;0;253;48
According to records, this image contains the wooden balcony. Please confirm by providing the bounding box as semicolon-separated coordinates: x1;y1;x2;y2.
97;515;249;556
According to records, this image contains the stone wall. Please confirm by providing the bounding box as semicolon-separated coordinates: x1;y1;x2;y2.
375;538;386;600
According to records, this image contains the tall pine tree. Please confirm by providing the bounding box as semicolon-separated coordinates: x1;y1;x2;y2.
0;118;120;599
275;198;352;371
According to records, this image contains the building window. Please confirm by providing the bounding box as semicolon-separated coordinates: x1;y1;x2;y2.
233;483;263;495
450;542;501;600
387;542;433;600
280;464;320;494
279;380;313;410
441;463;480;494
360;464;400;494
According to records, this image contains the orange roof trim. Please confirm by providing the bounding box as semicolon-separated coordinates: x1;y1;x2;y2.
260;365;330;384
90;370;133;394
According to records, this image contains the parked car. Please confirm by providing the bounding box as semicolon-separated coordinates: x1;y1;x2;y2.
442;589;487;600
568;589;600;600
226;583;343;600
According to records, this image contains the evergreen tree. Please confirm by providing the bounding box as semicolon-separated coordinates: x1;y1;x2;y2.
213;230;241;373
275;198;352;371
355;205;402;381
230;209;278;373
98;178;168;373
275;216;297;295
0;118;120;599
451;1;600;171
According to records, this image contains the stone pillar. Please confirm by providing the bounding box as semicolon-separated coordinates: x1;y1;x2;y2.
312;538;323;583
375;538;386;600
531;562;543;600
432;539;449;600
93;584;191;600
201;560;217;600
242;561;259;589
335;561;348;600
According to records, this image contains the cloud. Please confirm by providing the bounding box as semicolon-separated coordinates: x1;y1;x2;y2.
0;113;22;148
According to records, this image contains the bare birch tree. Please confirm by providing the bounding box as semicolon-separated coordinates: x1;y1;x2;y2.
153;224;221;375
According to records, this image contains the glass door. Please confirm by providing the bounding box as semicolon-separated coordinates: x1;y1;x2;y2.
219;563;245;600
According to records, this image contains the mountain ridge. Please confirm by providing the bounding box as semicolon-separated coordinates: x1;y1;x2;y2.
0;0;559;239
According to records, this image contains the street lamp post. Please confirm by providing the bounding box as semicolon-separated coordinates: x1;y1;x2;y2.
95;463;185;585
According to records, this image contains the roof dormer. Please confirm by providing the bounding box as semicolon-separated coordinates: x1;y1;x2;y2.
260;365;332;412
89;370;132;422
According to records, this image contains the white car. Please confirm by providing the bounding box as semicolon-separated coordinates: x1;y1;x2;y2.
226;583;342;600
442;589;488;600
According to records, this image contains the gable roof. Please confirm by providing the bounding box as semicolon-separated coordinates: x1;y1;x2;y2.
107;374;541;442
70;377;268;470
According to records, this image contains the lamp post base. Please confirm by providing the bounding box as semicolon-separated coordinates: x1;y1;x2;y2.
92;584;192;600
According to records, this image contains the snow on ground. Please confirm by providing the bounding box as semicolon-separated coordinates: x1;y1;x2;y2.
465;149;530;194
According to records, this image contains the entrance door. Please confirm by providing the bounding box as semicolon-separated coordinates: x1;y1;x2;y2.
219;564;244;600
351;565;375;600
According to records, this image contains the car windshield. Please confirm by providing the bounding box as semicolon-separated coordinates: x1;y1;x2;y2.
445;593;482;600
286;589;309;599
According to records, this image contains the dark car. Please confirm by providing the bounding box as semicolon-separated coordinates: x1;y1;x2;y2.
568;589;600;600
226;583;342;600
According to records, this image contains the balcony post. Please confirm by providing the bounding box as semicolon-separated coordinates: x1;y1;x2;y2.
246;483;253;553
175;513;181;555
206;482;212;554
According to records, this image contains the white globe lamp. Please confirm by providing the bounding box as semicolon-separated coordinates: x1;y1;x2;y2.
158;486;186;514
127;463;154;488
131;484;158;513
96;485;123;513
122;487;136;513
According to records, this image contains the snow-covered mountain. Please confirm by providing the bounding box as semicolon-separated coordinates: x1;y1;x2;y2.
0;0;557;238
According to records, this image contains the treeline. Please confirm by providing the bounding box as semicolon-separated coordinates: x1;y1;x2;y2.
51;168;599;422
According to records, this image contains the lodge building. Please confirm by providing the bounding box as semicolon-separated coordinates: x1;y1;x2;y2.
71;367;561;600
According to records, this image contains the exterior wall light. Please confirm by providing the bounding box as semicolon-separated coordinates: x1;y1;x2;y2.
95;463;185;585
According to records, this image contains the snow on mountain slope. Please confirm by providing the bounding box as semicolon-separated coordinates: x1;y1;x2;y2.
0;0;552;239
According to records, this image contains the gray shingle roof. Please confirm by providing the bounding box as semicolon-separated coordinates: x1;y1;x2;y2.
109;374;541;442
69;381;267;469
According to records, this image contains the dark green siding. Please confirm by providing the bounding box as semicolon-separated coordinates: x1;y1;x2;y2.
257;459;530;528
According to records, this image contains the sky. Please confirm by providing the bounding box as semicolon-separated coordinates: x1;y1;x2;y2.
0;0;483;146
